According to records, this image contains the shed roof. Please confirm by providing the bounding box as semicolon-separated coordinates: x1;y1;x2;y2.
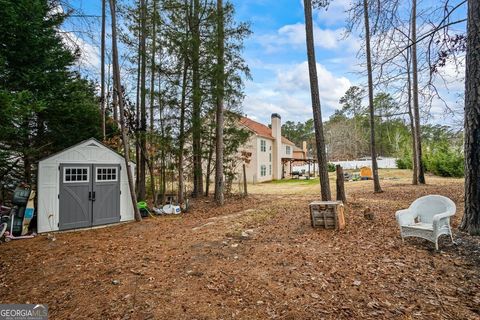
38;137;135;165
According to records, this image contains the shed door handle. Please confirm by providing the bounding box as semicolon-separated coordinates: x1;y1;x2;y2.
88;192;92;201
92;191;96;201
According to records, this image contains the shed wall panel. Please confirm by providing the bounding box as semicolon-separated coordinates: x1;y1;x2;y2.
37;139;135;233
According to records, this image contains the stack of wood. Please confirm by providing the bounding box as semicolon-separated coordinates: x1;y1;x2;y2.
309;201;346;230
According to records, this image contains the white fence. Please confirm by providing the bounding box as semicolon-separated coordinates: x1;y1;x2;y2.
291;157;398;172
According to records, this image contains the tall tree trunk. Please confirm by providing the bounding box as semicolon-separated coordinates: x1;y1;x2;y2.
205;123;215;197
214;0;225;205
178;59;188;204
150;0;157;132
109;0;141;221
460;0;480;235
303;0;331;201
101;0;106;140
113;83;118;124
138;0;147;200
135;27;141;194
148;0;157;204
158;69;166;204
191;0;203;197
406;48;418;185
363;0;382;193
411;0;426;184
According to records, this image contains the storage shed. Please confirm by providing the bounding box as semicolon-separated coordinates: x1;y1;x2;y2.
37;138;136;233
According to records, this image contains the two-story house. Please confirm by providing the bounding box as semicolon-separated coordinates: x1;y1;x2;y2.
238;113;310;183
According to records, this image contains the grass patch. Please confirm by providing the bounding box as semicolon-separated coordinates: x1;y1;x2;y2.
226;208;279;237
269;178;320;185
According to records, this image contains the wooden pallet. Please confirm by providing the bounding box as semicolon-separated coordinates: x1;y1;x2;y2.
309;201;346;230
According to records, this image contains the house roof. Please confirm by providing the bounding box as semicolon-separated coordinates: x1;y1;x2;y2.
239;117;296;146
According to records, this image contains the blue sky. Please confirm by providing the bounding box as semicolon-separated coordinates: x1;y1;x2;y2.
65;0;466;127
230;0;359;124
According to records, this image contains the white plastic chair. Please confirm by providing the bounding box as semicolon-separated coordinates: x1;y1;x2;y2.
395;195;456;250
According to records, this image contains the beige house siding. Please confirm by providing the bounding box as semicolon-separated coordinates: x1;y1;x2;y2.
237;113;305;184
255;136;273;183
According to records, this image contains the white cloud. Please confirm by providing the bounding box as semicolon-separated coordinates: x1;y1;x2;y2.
61;30;101;76
256;22;360;53
315;0;351;26
242;61;352;124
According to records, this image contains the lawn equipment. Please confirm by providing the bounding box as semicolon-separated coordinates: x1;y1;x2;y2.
0;183;36;242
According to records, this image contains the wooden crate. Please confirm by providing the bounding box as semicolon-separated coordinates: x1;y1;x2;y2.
309;201;346;230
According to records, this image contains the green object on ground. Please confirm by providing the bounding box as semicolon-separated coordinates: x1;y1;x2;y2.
137;201;148;209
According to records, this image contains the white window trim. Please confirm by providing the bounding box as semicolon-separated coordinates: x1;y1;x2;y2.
96;167;118;182
260;165;267;177
286;146;291;155
260;139;266;152
63;167;89;183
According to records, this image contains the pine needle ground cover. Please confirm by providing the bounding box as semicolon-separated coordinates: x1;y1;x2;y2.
0;170;478;319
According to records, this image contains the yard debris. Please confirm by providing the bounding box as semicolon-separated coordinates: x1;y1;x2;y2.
363;207;375;220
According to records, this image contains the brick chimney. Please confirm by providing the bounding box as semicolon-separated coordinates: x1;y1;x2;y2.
302;141;307;159
271;113;282;179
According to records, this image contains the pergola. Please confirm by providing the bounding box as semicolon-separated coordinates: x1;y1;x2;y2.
281;157;317;179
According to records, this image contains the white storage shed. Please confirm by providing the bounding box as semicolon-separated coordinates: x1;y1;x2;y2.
37;138;136;233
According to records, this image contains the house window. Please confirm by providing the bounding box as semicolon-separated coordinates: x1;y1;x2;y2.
286;146;291;155
96;167;118;182
260;165;267;177
269;153;272;162
269;165;272;175
64;167;89;183
260;140;266;152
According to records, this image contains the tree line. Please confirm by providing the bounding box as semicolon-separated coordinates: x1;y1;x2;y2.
302;0;478;234
0;0;251;211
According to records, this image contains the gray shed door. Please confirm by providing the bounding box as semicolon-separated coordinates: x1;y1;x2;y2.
59;164;120;230
59;164;92;230
92;165;121;226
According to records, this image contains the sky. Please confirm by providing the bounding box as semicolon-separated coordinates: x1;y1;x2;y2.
65;0;466;128
231;0;359;124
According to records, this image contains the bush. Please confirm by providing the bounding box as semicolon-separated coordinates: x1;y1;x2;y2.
396;156;412;169
425;149;464;178
327;163;336;172
396;146;463;177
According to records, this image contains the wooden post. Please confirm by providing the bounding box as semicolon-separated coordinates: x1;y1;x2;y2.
336;165;346;203
308;161;311;179
243;164;248;196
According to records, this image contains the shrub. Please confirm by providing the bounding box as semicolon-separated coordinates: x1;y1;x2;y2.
327;163;336;172
396;156;412;169
425;149;464;178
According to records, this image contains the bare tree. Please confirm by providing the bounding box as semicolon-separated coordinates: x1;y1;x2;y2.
405;48;419;185
101;0;106;140
363;0;382;193
109;0;141;221
410;0;426;184
214;0;225;205
460;0;480;235
138;0;147;200
191;0;204;197
303;0;332;201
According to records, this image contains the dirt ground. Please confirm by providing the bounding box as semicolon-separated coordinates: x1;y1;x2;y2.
1;170;479;319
